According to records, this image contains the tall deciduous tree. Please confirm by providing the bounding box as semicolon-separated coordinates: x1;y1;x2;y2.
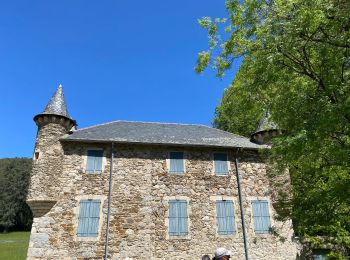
197;0;350;258
0;158;32;232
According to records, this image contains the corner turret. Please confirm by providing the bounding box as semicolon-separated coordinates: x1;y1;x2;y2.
251;111;280;145
27;85;76;217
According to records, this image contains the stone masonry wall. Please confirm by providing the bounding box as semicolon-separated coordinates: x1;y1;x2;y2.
27;142;299;260
28;122;67;200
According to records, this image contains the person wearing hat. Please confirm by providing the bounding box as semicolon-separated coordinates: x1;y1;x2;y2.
214;247;231;260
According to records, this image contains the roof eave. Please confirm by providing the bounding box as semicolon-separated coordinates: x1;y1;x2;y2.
60;137;270;150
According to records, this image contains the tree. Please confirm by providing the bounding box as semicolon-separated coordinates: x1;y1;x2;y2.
0;158;33;232
197;0;350;258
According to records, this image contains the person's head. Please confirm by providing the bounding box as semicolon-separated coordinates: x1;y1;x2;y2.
202;255;211;260
214;247;231;260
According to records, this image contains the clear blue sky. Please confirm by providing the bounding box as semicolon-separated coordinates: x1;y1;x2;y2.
0;1;241;158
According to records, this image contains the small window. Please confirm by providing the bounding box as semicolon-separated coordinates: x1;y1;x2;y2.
214;153;228;175
77;199;101;237
251;200;271;234
216;200;236;235
169;200;188;236
34;152;39;160
86;150;103;174
169;152;184;174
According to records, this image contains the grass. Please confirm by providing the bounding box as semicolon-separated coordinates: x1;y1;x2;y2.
0;231;30;260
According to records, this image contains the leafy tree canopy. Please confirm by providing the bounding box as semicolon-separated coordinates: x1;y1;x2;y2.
0;158;32;232
197;0;350;258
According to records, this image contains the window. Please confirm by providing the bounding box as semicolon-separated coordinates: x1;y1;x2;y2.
251;200;271;234
214;153;228;175
77;199;101;237
169;152;184;174
168;200;188;236
216;200;236;235
86;149;103;174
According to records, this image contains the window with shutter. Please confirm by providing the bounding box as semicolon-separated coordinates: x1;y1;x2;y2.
77;199;101;237
86;149;103;174
169;152;184;174
251;200;271;234
169;200;188;236
214;153;228;175
216;200;236;235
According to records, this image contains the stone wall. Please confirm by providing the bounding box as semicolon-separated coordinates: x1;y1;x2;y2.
27;142;299;259
28;121;67;201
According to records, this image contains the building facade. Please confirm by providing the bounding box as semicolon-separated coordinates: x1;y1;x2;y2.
26;86;299;259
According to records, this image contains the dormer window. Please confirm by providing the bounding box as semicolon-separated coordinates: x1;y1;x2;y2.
86;149;103;174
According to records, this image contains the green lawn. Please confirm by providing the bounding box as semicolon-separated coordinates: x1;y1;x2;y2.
0;232;30;260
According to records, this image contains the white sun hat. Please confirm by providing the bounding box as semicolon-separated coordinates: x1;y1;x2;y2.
214;247;232;258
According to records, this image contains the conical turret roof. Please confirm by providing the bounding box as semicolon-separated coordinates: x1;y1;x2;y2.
254;111;278;134
250;111;279;144
41;84;71;118
34;85;76;129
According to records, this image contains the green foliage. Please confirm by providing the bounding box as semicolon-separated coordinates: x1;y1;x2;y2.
198;0;350;258
0;231;30;260
213;64;265;137
0;158;33;232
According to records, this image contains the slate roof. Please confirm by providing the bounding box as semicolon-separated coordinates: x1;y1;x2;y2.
62;120;268;149
254;111;278;134
36;85;73;120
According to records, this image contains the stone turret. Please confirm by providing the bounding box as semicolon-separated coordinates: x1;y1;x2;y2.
27;85;76;217
251;111;279;145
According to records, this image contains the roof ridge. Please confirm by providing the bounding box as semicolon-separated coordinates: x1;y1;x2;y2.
74;120;212;131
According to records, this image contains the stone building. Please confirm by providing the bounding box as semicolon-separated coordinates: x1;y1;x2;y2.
26;86;299;259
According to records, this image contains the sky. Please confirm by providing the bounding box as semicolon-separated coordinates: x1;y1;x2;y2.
0;1;241;158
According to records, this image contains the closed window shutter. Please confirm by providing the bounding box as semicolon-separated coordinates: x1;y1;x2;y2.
225;201;235;233
178;201;188;235
214;153;228;174
252;200;270;234
77;200;101;237
77;201;89;236
169;200;188;236
86;151;96;173
169;201;178;235
169;152;184;174
86;150;103;174
216;201;226;234
216;201;235;235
